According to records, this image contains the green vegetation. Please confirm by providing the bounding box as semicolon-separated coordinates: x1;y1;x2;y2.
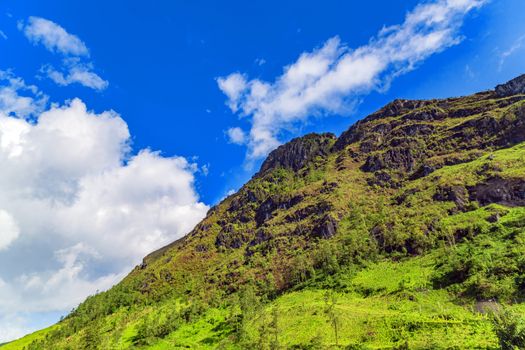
4;85;525;349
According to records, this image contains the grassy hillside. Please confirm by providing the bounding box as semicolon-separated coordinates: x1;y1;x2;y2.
6;75;525;349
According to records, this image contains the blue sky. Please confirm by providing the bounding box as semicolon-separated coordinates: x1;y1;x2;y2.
1;0;525;342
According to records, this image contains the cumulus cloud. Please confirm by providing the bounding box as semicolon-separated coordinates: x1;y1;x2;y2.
218;0;486;160
19;17;107;90
0;78;209;342
18;16;89;56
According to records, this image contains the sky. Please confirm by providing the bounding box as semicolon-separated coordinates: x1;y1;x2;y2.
0;0;524;342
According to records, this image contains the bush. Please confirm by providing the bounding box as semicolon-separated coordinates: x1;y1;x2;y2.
492;310;525;350
132;309;182;346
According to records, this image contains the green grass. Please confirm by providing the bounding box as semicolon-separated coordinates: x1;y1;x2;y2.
245;254;498;349
2;253;502;350
0;326;56;350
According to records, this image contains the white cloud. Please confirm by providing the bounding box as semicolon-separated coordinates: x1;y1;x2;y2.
41;60;109;91
226;126;246;145
0;79;209;342
217;73;247;112
0;30;7;40
19;17;108;91
19;16;88;56
0;70;48;118
0;210;19;251
0;313;29;345
218;0;486;160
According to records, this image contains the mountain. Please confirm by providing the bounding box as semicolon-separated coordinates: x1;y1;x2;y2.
5;74;525;349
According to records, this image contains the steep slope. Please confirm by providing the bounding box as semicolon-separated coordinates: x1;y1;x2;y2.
7;74;525;349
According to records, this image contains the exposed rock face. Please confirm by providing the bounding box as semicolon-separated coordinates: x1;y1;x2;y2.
433;185;469;211
495;74;525;97
256;133;336;176
215;224;253;249
404;107;447;121
362;147;420;173
410;165;436;180
311;215;338;239
284;201;333;223
333;99;434;151
255;194;303;226
468;177;525;207
366;99;434;121
433;178;525;209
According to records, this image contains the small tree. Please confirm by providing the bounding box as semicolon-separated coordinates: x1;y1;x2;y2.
492;309;525;350
324;291;340;347
270;307;280;350
238;285;258;343
257;318;271;350
80;323;102;350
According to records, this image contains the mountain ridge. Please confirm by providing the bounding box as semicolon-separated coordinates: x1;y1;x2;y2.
6;74;525;349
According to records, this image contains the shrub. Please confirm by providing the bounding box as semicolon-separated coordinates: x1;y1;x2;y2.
492;310;525;350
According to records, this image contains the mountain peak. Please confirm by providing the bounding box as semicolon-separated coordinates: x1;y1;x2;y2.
256;132;336;176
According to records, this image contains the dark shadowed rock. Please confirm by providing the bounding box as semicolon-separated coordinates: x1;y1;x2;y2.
362;147;419;173
468;177;525;207
215;225;253;249
311;215;338;239
255;194;303;226
410;165;436;180
495;74;525;97
249;228;272;246
403;107;447;121
433;185;469;211
284;201;333;223
366;170;399;188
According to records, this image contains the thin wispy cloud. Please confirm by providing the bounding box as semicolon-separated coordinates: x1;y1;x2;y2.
18;16;108;91
0;30;7;40
499;34;525;71
218;0;487;161
18;16;88;56
41;59;109;91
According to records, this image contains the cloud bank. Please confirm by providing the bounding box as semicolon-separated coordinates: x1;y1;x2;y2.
0;73;209;342
218;0;486;160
